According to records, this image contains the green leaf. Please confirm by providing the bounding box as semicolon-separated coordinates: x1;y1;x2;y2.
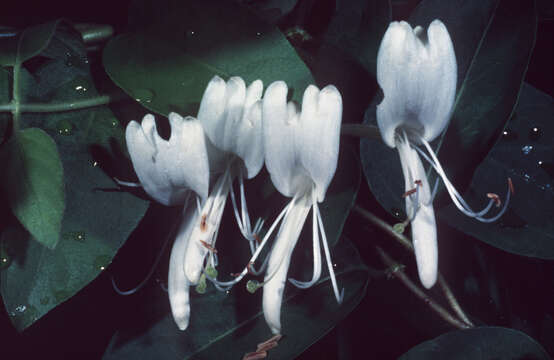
321;0;391;76
0;128;64;249
360;0;536;218
0;21;149;331
440;83;554;259
103;0;314;116
399;326;550;359
102;238;368;360
0;20;61;66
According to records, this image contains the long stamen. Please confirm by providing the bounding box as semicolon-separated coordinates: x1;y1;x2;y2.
205;200;294;289
289;192;322;289
418;139;511;222
113;178;142;187
315;203;344;304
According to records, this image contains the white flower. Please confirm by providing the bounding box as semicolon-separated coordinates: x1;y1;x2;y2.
376;20;511;289
123;75;265;331
260;81;344;334
125;112;210;329
125;113;209;205
172;76;265;330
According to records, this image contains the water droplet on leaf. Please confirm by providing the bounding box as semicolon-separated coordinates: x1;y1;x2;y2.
56;119;73;136
62;231;86;242
391;208;404;219
521;145;534;155
529;126;542;141
0;248;11;270
74;85;88;93
133;88;155;103
502;128;517;141
93;255;111;271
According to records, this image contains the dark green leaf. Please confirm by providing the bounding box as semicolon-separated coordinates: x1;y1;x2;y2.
102;238;368;360
321;0;391;76
0;128;64;249
0;20;61;66
440;83;554;259
361;0;536;218
399;326;550;360
0;21;149;331
104;0;314;117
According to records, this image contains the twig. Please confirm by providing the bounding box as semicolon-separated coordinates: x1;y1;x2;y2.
354;205;474;327
376;246;471;330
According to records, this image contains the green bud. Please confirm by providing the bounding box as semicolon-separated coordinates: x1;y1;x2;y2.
392;223;405;234
195;274;207;294
205;265;218;278
246;280;260;294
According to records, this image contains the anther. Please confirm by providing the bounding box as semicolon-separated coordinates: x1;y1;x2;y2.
200;214;208;232
486;193;501;207
253;233;262;244
402;188;417;198
247;261;255;275
243;350;267;360
414;179;422;186
508;177;515;195
200;240;217;253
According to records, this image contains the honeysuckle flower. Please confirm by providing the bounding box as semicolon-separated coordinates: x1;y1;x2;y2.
260;81;344;334
121;75;265;331
376;20;511;289
201;81;344;335
172;75;266;330
123;112;211;330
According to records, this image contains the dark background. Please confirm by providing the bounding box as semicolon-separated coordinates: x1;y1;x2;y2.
1;0;552;359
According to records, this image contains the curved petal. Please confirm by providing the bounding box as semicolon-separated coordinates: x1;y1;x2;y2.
168;203;198;330
125;113;209;205
197;75;227;150
420;20;457;142
376;20;456;147
299;85;342;202
263;194;311;334
262;81;301;198
198;76;263;176
397;137;437;288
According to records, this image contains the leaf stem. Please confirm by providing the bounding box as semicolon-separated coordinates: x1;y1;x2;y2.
375;246;471;330
340;124;381;139
0;95;113;113
353;205;474;327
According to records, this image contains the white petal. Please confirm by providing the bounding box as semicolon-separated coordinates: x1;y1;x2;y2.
235;100;264;178
376;20;456;147
198;76;264;176
197;75;227;150
263;194;311;334
299;85;342;202
420;20;457;142
168;203;198;330
125;113;209;204
263;81;300;197
397;138;437;288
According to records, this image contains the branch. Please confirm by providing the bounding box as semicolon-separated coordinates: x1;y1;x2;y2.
375;246;471;330
354;205;474;327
